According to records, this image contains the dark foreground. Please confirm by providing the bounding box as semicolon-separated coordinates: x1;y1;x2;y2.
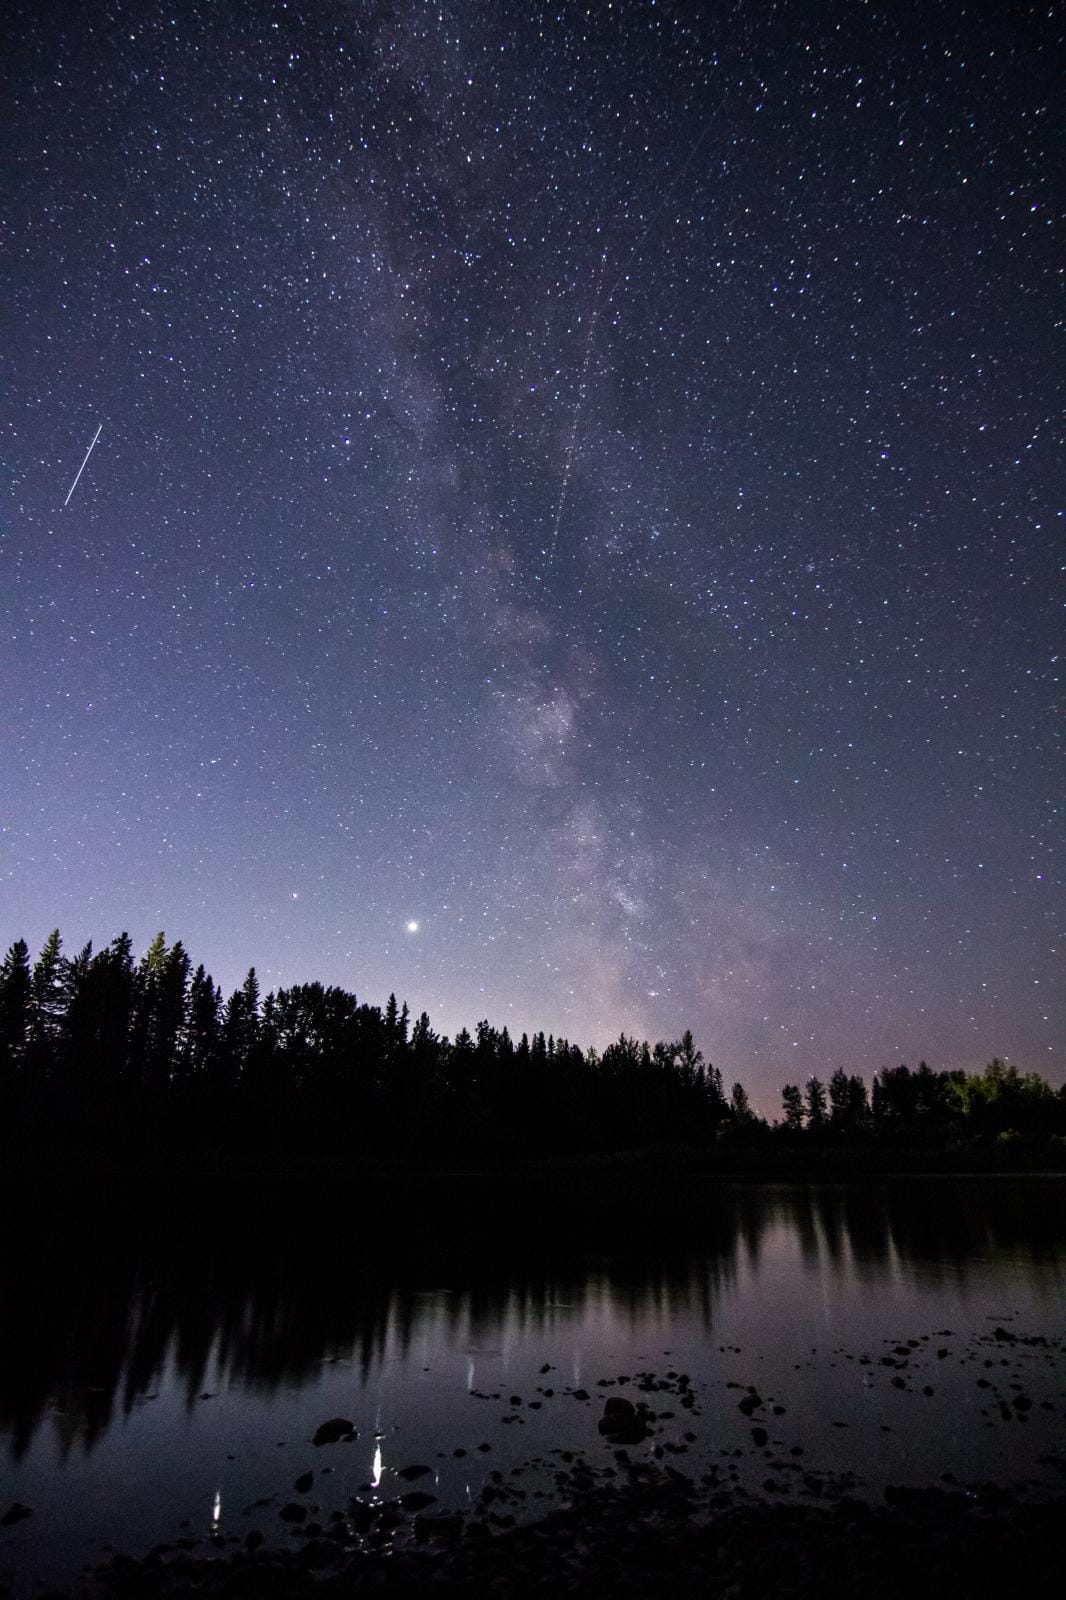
84;1469;1064;1600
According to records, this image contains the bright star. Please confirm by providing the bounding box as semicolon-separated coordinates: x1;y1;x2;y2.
406;920;419;933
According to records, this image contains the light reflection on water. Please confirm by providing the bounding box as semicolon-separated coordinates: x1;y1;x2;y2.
0;1176;1063;1593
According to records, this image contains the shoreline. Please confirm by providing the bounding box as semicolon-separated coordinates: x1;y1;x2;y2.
4;1148;1065;1184
82;1469;1066;1599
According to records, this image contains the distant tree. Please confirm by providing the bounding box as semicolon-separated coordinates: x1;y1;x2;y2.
873;1062;951;1140
829;1067;870;1134
805;1076;828;1132
56;939;95;1100
241;967;261;1022
953;1058;1056;1138
0;939;32;1074
30;930;65;1069
704;1059;728;1128
410;1010;437;1059
677;1029;703;1084
383;992;409;1049
730;1082;754;1122
154;941;191;1086
220;968;261;1087
781;1083;805;1132
828;1067;850;1126
184;965;222;1081
0;939;32;1122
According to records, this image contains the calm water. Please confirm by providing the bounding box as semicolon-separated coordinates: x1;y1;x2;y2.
1;1175;1064;1595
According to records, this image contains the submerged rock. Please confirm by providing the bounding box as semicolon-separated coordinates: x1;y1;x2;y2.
312;1418;355;1446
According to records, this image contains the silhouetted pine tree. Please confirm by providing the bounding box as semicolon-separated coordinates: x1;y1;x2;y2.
781;1083;805;1132
0;940;32;1126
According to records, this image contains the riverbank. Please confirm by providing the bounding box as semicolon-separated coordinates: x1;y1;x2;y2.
86;1467;1065;1600
5;1135;1065;1182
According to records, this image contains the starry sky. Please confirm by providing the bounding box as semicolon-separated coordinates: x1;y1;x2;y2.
2;0;1060;1107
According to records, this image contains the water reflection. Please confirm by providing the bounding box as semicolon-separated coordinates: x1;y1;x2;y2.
1;1175;1061;1463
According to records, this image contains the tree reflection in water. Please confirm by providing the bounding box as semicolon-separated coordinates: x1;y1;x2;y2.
1;1175;1062;1462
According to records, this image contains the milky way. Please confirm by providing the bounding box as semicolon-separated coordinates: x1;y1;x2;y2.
2;0;1059;1107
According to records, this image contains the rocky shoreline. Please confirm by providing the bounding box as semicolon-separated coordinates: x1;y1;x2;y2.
6;1326;1063;1599
89;1467;1064;1600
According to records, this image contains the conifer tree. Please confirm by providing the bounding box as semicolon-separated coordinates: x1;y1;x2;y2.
29;930;65;1077
0;939;32;1106
805;1075;828;1131
781;1083;805;1131
730;1082;753;1121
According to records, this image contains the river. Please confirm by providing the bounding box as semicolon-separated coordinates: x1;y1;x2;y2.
1;1174;1063;1595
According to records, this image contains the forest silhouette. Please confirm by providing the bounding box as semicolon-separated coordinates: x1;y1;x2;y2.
1;931;1062;1169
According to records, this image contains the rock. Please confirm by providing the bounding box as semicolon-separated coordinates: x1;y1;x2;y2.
598;1397;649;1445
397;1464;432;1480
399;1491;437;1512
279;1503;307;1523
312;1418;355;1446
294;1472;314;1493
752;1427;768;1447
0;1503;31;1527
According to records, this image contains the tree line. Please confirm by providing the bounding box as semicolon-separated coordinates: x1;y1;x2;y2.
0;930;1062;1167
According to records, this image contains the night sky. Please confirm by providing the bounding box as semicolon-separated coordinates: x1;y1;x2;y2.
3;0;1060;1107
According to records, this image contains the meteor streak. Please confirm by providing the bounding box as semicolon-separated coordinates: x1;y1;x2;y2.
64;423;102;506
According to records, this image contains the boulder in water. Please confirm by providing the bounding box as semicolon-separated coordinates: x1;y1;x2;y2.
312;1417;355;1446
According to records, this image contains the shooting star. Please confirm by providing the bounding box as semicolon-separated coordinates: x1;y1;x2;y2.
64;422;102;506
